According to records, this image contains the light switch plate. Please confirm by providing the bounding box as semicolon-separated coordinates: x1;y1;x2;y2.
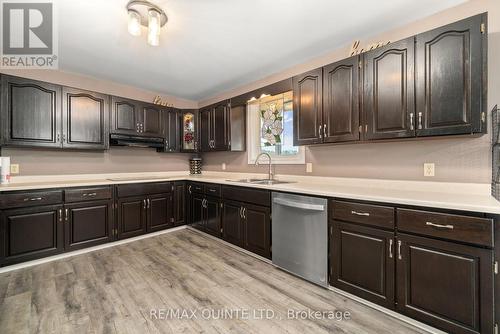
10;164;19;174
306;163;313;173
423;163;435;177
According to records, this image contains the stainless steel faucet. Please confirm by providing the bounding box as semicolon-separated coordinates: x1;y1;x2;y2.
255;152;274;181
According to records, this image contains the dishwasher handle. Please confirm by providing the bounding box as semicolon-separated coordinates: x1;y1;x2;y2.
273;197;325;211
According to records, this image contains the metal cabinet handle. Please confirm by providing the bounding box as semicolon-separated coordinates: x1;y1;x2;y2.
239;207;243;218
57;133;60;142
143;199;146;209
83;192;97;197
59;209;63;222
147;198;150;209
318;125;323;139
188;185;192;194
243;207;246;219
63;134;66;142
323;124;327;138
208;189;216;193
410;113;414;130
397;240;402;260
389;239;393;258
65;209;69;222
351;210;370;217
24;197;42;202
426;221;454;230
417;112;423;130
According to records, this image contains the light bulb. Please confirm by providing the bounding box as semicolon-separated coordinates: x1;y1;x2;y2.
148;9;161;46
127;10;141;36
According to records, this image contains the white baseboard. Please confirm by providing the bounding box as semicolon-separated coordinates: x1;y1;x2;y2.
0;225;187;274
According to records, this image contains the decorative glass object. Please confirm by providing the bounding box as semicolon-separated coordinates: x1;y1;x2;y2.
183;112;196;151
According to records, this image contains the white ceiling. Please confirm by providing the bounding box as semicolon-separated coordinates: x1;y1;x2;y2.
57;0;466;101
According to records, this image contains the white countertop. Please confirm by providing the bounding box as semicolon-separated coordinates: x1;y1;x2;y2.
1;171;499;214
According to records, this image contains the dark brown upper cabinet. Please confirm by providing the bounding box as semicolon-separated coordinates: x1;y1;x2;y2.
293;68;323;145
200;100;245;152
142;104;163;137
160;108;181;153
415;13;487;136
62;87;109;150
111;96;163;138
323;56;360;143
1;75;62;148
181;109;199;152
363;37;415;140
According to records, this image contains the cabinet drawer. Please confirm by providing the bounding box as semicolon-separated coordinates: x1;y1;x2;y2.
204;184;221;197
397;209;493;247
116;182;171;198
222;186;270;207
331;200;394;229
189;182;204;194
65;187;112;203
0;190;63;209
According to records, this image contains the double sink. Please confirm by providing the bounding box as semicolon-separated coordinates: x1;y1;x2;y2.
228;178;294;185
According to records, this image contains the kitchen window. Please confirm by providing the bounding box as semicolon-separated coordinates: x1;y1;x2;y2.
247;91;305;164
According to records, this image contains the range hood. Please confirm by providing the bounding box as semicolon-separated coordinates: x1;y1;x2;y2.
110;134;164;149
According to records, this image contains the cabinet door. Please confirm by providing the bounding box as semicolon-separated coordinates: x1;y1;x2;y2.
364;37;415;140
293;68;323;145
205;196;221;237
64;200;113;251
173;182;185;226
117;196;146;239
243;203;271;259
212;101;229;150
147;193;173;232
181;110;198;152
222;200;243;247
62;87;109;150
164;109;181;152
191;193;205;231
323;56;360;143
111;96;139;135
0;204;63;266
331;221;395;309
1;75;62;148
200;108;211;152
396;233;493;334
141;104;163;137
416;14;486;136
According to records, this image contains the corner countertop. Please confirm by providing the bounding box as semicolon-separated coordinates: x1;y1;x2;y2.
1;171;499;215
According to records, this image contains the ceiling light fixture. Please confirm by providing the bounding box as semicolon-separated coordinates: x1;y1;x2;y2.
126;1;167;46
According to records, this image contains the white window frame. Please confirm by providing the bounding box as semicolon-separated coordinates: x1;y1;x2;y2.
246;97;305;165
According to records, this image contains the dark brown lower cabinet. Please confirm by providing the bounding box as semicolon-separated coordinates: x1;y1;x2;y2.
396;233;493;334
117;196;147;239
64;200;113;251
331;221;394;309
205;196;221;237
173;182;185;226
190;193;221;237
222;200;243;247
147;193;173;232
243;203;271;259
221;200;271;259
0;204;64;266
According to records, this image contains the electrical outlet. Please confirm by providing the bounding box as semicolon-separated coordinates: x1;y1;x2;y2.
423;163;435;177
10;164;19;174
306;163;313;173
221;163;226;171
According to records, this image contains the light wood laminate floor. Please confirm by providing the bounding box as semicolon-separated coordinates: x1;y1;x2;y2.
0;229;426;334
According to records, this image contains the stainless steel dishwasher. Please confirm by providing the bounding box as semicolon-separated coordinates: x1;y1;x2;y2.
271;192;328;287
